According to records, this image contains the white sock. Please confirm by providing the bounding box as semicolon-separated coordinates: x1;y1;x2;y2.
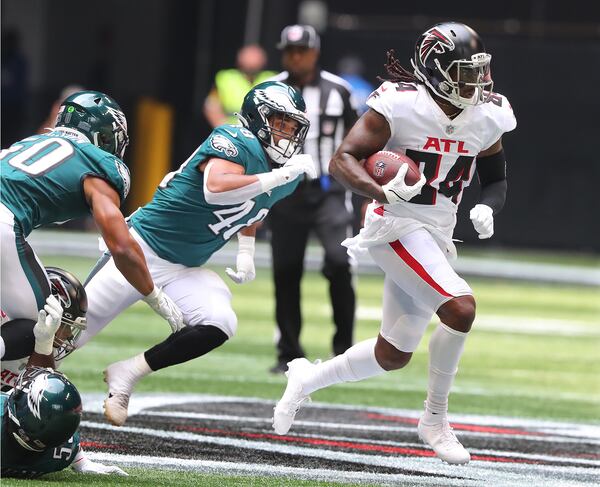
423;323;468;423
301;338;385;395
110;353;152;393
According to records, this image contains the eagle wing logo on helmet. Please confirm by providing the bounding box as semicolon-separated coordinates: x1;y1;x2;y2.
27;374;48;420
419;28;455;62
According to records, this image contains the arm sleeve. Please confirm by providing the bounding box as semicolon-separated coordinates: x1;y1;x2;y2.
476;149;507;214
0;319;36;360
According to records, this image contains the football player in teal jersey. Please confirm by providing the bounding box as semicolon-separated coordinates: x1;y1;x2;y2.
76;81;316;426
0;91;183;335
1;366;127;478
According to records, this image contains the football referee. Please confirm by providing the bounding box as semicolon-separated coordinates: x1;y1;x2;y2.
268;25;359;373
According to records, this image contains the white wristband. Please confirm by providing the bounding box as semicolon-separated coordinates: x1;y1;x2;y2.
237;234;255;257
256;171;285;193
143;285;160;302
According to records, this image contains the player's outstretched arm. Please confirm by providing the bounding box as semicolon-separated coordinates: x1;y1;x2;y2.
329;109;391;201
202;156;315;205
84;177;184;332
84;177;155;295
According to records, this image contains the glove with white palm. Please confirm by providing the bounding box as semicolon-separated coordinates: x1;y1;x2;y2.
71;449;128;476
469;204;494;239
381;164;427;203
33;295;63;355
143;286;185;333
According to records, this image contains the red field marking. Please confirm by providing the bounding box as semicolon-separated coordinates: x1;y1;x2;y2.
363;413;546;436
175;425;538;464
80;441;123;450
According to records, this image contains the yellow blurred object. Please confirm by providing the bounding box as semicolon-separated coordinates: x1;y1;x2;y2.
129;98;173;210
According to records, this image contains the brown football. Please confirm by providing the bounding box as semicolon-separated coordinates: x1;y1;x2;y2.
364;150;421;186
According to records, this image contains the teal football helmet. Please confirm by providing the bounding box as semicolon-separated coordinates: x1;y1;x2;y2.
238;81;309;164
6;367;82;452
55;90;129;158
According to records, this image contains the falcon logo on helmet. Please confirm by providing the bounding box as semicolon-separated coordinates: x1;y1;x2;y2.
419;28;455;63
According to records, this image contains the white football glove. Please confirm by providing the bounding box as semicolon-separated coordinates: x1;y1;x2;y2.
33;295;63;355
275;154;317;182
226;235;256;284
143;286;185;333
72;451;128;476
381;164;426;203
470;204;494;239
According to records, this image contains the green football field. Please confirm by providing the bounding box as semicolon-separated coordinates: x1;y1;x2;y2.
4;254;599;486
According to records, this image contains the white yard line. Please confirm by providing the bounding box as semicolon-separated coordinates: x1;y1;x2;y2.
81;421;599;487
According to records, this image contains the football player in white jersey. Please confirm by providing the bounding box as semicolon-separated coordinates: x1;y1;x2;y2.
274;22;516;465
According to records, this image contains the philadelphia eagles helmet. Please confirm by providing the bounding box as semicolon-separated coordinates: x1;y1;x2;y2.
55;90;129;158
238;81;309;165
6;367;82;452
46;267;88;360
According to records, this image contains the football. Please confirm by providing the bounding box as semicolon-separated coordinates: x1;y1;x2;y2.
364;150;421;186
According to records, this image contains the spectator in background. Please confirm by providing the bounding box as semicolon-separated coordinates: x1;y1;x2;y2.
37;85;85;134
269;25;359;374
1;28;29;146
203;45;276;127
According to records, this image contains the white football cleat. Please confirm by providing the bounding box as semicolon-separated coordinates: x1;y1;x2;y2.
103;359;139;427
272;358;315;435
418;417;471;465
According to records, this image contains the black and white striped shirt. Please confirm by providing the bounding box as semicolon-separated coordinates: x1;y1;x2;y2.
271;70;358;184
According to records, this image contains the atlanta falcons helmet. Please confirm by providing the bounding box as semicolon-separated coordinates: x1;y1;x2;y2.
6;367;82;451
412;22;493;108
238;81;310;165
46;267;88;360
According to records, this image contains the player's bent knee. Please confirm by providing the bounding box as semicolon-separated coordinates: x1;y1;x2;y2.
189;307;238;339
437;295;476;333
374;335;413;371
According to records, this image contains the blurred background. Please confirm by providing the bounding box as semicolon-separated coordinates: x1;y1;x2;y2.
3;0;600;254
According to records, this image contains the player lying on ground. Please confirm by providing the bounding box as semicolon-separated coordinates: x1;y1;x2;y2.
0;90;183;337
72;81;316;426
274;22;516;465
0;275;126;477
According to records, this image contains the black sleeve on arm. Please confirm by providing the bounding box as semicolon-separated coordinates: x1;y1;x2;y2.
1;319;36;360
476;149;507;215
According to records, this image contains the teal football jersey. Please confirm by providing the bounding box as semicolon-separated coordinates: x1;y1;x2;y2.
131;125;299;267
0;392;81;478
0;132;130;236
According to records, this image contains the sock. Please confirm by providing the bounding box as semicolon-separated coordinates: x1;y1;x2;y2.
423;322;468;423
144;325;228;371
301;338;385;395
110;353;153;394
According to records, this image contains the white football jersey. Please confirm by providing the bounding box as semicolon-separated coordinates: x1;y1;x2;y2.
367;81;516;233
0;309;28;390
0;310;65;391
